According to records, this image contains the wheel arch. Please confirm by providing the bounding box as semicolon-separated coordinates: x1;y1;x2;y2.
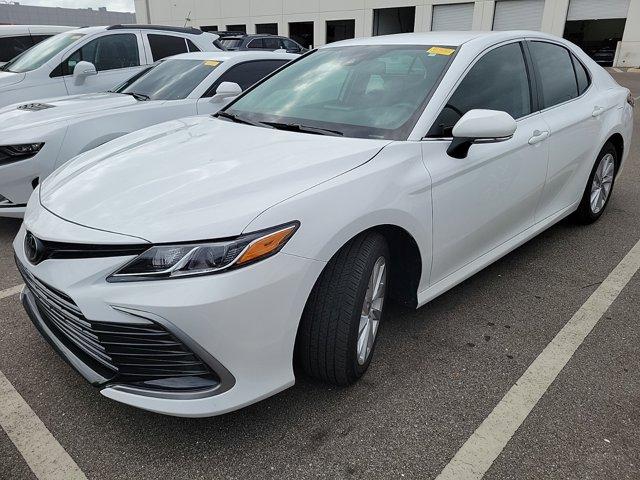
606;132;624;171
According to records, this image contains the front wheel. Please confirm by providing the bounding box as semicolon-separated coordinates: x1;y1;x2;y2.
296;232;389;386
573;142;617;224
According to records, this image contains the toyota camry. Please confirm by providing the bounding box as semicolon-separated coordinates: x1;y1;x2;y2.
14;31;633;417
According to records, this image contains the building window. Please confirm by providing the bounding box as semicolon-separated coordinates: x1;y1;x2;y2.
326;19;355;44
372;7;415;36
200;25;218;32
256;23;278;35
226;24;247;33
289;21;314;49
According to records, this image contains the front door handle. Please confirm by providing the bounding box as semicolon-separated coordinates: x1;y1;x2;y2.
592;105;605;117
528;130;549;145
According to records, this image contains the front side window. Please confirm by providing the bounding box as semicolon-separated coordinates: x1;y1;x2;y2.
2;32;84;73
428;42;531;137
204;59;289;96
59;33;139;75
262;37;281;50
529;41;578;109
0;36;34;62
227;45;454;139
115;59;220;100
148;34;188;61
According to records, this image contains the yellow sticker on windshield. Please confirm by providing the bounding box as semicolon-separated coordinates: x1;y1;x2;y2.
427;47;455;56
204;60;220;67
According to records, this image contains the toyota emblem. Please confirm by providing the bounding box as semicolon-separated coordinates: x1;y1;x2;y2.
24;232;44;264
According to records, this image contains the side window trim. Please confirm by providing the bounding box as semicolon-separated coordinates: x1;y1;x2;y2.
425;39;534;139
524;39;589;113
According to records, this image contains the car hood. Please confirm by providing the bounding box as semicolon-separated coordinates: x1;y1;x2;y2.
40;116;390;243
0;92;138;132
0;70;25;88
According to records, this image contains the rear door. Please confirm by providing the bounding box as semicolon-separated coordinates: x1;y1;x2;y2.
526;40;602;220
59;32;146;95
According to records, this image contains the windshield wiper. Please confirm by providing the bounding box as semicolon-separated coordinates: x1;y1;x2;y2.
215;111;273;128
263;121;344;136
122;91;150;101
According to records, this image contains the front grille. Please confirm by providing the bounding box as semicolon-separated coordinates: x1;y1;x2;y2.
17;258;219;391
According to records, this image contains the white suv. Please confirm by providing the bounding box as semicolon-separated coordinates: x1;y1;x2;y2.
0;25;223;108
0;25;73;66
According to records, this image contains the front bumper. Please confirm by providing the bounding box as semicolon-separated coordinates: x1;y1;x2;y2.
14;219;324;417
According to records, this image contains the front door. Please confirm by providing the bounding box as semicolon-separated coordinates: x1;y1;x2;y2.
62;33;146;95
422;41;550;284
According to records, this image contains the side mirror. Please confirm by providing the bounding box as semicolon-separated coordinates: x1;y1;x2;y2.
210;81;242;103
447;109;516;159
73;61;97;79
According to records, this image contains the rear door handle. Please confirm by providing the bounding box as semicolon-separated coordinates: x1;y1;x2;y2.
592;105;605;117
528;130;549;145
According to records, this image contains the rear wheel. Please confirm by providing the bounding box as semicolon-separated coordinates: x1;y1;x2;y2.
296;232;389;386
573;142;617;224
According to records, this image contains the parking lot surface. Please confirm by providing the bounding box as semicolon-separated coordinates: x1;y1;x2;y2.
1;70;639;480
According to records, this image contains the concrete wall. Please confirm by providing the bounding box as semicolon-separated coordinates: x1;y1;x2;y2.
0;3;135;27
135;0;640;66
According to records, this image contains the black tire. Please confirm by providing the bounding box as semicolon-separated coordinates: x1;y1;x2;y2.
573;141;618;224
296;231;389;386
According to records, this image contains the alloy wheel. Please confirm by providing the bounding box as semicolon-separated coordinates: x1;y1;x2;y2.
590;153;615;214
357;256;386;365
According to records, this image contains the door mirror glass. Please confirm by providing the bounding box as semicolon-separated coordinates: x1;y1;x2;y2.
447;109;516;159
210;81;242;102
73;60;97;78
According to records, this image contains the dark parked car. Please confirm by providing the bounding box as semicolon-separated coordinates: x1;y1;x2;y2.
217;33;306;53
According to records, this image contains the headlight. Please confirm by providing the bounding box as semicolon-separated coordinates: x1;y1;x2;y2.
108;222;299;282
0;143;44;165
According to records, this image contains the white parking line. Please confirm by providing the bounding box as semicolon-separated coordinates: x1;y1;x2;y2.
436;238;640;480
0;370;88;480
0;284;23;300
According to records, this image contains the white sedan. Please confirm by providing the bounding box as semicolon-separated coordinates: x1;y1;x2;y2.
0;51;295;217
14;31;633;417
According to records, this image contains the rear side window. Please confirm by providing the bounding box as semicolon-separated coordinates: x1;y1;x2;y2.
186;39;200;52
428;42;531;137
246;39;264;49
572;54;590;95
529;41;578;108
0;35;34;62
203;59;289;96
148;34;188;61
56;33;140;75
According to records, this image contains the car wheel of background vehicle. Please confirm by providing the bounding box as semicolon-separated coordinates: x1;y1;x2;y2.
296;231;389;386
573;141;617;224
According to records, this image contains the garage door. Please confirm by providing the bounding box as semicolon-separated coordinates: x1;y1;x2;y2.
493;0;545;30
567;0;630;20
431;3;474;31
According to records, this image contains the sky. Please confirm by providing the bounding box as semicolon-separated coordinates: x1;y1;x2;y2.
10;0;135;13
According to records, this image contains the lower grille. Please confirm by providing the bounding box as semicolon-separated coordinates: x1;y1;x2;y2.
17;258;219;391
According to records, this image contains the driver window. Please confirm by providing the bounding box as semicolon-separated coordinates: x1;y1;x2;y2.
427;42;531;137
55;33;140;76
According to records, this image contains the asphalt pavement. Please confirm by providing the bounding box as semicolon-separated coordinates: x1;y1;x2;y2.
0;70;639;480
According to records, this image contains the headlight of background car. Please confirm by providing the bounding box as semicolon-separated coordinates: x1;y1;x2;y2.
0;143;44;165
108;222;299;282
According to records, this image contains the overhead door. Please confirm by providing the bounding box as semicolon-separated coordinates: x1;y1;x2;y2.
493;0;545;30
567;0;630;20
431;3;474;31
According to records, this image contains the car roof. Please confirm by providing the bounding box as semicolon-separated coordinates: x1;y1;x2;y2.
0;25;73;34
166;51;298;62
322;30;562;48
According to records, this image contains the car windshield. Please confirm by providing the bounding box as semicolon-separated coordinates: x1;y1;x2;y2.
115;58;221;100
221;38;243;49
226;45;455;139
1;32;85;73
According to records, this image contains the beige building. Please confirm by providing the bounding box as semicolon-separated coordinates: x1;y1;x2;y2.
134;0;640;67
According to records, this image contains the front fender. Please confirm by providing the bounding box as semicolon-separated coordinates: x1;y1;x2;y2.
244;141;433;293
